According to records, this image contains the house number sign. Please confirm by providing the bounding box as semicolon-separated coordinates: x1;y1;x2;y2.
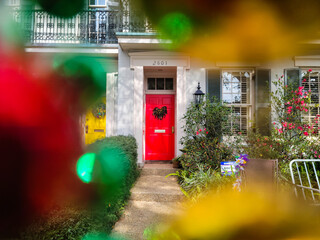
152;60;168;66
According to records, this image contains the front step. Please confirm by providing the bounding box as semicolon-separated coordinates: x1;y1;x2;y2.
131;192;184;202
132;171;184;202
112;163;184;240
141;163;178;176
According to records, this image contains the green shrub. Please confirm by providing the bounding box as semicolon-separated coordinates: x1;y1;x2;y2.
171;167;236;201
179;96;234;172
180;137;234;172
87;135;140;203
181;96;232;144
22;135;139;240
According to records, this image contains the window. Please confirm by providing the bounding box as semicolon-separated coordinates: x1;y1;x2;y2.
89;0;107;7
5;0;20;6
301;70;320;129
222;71;252;134
147;78;174;91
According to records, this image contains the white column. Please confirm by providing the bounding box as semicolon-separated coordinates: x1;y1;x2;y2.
117;46;134;135
133;66;144;166
176;66;186;156
106;73;117;137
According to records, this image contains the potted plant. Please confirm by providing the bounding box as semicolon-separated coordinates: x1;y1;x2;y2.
172;157;181;168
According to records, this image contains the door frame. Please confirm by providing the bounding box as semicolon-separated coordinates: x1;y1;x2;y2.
143;67;177;162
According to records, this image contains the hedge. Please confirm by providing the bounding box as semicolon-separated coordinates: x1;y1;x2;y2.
21;135;140;240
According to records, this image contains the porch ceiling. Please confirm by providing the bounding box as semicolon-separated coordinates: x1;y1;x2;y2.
116;32;171;51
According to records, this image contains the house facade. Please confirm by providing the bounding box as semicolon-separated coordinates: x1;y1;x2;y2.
8;0;320;167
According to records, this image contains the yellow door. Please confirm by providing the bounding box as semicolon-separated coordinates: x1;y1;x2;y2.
85;98;106;145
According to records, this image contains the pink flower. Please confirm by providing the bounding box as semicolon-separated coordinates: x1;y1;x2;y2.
196;131;199;135
206;131;208;134
308;69;312;72
270;145;272;148
315;151;318;154
303;131;309;136
298;126;303;131
273;122;276;125
199;129;202;132
315;154;317;158
303;79;307;82
204;128;206;131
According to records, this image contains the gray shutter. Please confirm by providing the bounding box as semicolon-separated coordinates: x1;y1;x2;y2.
256;69;271;136
285;69;300;88
207;69;221;100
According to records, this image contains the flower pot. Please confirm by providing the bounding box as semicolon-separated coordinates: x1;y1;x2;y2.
172;161;180;168
242;159;278;189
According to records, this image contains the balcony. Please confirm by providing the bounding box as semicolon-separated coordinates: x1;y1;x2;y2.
11;9;155;45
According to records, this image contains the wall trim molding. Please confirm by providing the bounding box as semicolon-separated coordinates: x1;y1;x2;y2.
294;56;320;67
129;51;190;69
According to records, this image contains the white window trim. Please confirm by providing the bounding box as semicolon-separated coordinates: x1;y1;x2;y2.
88;0;107;8
221;69;255;133
144;67;176;95
300;68;320;126
5;0;20;6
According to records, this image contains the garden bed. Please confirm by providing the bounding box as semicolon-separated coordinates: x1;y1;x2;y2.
21;135;140;240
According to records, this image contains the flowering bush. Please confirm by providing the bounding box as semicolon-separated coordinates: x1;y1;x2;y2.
270;72;320;161
233;154;249;191
180;129;234;172
232;71;320;163
181;96;232;145
179;97;234;172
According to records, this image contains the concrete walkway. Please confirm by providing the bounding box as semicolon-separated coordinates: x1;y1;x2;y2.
112;164;184;240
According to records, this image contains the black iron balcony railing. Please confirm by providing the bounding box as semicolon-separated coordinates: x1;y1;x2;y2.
11;9;155;45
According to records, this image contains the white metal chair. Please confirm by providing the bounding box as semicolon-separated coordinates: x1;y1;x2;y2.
289;159;320;203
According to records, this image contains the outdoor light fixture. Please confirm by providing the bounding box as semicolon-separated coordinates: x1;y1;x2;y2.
193;82;205;106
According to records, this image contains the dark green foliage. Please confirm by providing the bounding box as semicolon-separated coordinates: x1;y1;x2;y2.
179;96;234;172
181;96;232;143
180;138;234;172
170;168;236;201
87;135;140;205
22;135;139;240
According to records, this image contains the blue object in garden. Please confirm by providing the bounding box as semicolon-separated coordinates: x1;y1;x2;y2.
221;161;239;176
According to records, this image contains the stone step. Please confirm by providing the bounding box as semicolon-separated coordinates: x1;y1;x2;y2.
141;163;178;176
112;200;183;240
130;191;184;202
130;174;184;202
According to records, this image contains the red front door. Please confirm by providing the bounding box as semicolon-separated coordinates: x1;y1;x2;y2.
145;95;175;160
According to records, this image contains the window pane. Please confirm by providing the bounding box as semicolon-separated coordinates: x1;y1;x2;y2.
223;94;233;103
223;82;231;93
232;75;240;83
90;0;106;5
148;78;155;90
222;71;251;135
157;78;165;90
232;82;241;93
165;78;174;90
223;72;232;83
98;0;106;5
